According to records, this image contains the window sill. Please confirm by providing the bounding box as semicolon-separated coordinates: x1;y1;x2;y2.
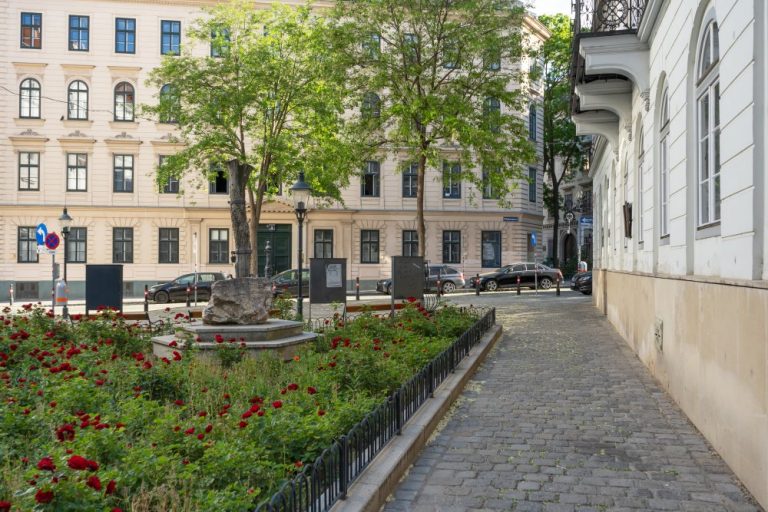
15;118;46;127
696;222;721;240
659;234;670;246
63;119;93;128
109;121;137;130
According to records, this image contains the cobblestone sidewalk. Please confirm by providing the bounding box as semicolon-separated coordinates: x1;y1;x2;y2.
384;294;762;512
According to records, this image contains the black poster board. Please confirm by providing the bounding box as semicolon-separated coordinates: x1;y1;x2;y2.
85;265;123;312
309;258;347;304
392;257;425;300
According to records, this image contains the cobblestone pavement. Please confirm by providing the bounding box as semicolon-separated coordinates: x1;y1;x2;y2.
384;291;762;512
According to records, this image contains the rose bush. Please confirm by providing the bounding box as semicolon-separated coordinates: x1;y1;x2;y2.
0;302;476;510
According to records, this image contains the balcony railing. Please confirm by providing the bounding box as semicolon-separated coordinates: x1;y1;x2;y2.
572;0;646;35
569;0;646;113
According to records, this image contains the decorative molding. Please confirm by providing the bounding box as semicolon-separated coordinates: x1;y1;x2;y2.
640;89;651;111
105;132;143;147
9;129;49;145
58;130;97;145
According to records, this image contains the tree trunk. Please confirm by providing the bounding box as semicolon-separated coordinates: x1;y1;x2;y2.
247;187;259;277
227;160;252;278
552;178;560;268
416;151;427;259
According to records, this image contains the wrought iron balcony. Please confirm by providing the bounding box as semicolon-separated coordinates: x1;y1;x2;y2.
573;0;646;35
569;0;647;113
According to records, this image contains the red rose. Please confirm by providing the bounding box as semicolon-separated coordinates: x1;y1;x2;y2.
257;410;265;417
37;456;56;471
67;455;89;470
112;509;122;512
0;500;11;512
86;475;102;491
318;409;326;416
184;428;195;435
214;334;224;343
196;433;204;441
241;411;252;419
86;459;99;471
105;480;117;495
174;400;184;406
238;421;248;429
197;411;207;417
307;386;317;395
249;404;260;413
287;383;299;391
35;489;54;504
205;424;213;433
272;400;282;409
172;351;182;361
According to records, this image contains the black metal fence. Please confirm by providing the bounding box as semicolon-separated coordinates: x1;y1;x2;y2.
256;307;496;512
573;0;645;35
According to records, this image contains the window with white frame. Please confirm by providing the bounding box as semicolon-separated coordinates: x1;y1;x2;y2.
113;154;134;193
637;127;644;243
361;161;380;197
442;162;461;198
403;162;418;198
659;89;670;237
696;19;720;226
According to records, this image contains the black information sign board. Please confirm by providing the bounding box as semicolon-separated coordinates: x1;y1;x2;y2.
309;258;347;304
85;265;123;313
392;257;425;300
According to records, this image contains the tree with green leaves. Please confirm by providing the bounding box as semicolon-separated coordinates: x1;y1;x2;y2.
539;13;587;268
144;1;366;277
332;0;536;258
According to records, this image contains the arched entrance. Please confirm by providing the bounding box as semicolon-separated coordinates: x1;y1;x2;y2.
563;233;577;263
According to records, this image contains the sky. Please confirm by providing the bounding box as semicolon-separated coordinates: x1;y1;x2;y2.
531;0;572;16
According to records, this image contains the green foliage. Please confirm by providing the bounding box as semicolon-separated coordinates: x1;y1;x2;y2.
332;0;537;255
0;302;478;510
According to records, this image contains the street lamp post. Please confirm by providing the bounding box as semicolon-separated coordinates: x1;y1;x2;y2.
58;208;73;318
290;172;312;319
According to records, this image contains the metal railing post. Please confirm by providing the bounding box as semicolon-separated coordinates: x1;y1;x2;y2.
556;277;561;296
395;391;403;435
186;285;191;307
517;276;521;295
355;277;360;301
144;284;149;314
339;436;348;499
475;273;480;296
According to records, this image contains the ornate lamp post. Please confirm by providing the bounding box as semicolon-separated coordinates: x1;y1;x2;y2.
290;172;311;319
58;208;73;318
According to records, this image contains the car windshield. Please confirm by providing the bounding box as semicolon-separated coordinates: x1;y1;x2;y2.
495;266;511;273
175;275;195;285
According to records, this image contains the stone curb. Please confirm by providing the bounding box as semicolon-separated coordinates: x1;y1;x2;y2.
331;323;504;512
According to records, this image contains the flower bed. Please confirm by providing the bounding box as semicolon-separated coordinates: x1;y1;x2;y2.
0;301;477;511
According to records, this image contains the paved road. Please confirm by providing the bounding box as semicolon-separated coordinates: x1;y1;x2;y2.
384;290;762;511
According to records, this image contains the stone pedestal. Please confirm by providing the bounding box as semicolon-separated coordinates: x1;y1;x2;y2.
152;319;317;361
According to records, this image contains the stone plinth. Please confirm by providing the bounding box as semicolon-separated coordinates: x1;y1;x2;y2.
202;277;272;325
152;319;317;361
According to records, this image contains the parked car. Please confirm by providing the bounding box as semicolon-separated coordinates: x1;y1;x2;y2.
271;268;310;297
148;272;227;303
469;263;563;291
376;264;466;295
571;271;592;295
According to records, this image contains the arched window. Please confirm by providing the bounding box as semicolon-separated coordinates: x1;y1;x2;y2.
361;92;381;119
159;84;179;123
659;88;670;237
696;19;720;226
528;103;537;141
484;97;501;133
19;78;41;118
114;82;135;121
67;80;88;120
636;125;644;243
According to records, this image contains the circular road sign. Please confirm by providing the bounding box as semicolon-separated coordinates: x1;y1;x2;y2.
45;232;60;250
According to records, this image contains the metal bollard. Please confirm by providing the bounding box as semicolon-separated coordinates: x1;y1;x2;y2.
9;285;13;306
186;285;191;307
517;276;521;295
475;274;480;296
436;278;442;297
355;277;360;301
556;277;561;296
144;284;149;314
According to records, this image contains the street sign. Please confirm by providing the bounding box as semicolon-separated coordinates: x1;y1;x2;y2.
45;232;60;250
37;246;55;255
565;211;575;223
503;216;520;222
35;223;48;245
579;216;593;226
531;233;537;247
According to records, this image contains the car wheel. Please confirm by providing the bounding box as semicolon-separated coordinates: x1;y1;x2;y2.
154;291;169;304
442;281;456;294
581;290;592;295
539;278;553;290
484;280;498;292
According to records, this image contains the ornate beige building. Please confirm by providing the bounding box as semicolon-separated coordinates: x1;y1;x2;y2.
1;0;547;300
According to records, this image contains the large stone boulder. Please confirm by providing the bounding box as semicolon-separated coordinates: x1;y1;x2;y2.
203;277;272;325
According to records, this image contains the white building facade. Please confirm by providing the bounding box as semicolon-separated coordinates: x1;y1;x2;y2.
1;0;548;300
571;0;768;506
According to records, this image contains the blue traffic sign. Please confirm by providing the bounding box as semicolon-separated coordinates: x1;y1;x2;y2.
580;216;593;226
531;233;537;247
35;223;48;245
